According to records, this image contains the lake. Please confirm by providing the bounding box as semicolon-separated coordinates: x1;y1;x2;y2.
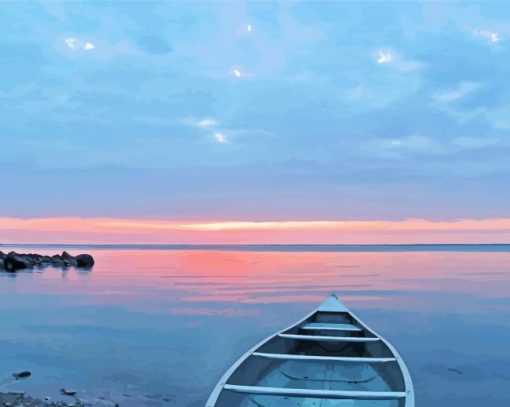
1;246;509;406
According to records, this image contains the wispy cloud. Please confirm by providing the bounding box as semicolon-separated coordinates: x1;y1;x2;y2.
196;118;218;128
183;118;229;144
377;51;394;65
374;49;420;71
363;134;443;159
65;37;95;51
213;132;228;144
232;67;243;78
1;217;510;244
65;37;77;49
473;29;501;44
433;81;481;103
182;117;219;129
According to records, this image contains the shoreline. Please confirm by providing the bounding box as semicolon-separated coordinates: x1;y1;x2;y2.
0;391;86;407
2;243;510;252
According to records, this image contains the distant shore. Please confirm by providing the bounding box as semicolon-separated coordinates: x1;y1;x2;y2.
1;243;510;252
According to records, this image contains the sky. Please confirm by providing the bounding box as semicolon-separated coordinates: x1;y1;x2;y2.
1;1;510;243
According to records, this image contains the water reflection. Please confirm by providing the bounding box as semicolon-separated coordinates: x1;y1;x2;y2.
0;249;509;406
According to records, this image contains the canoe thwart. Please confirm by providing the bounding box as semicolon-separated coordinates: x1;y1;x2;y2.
278;333;379;342
252;352;396;363
301;322;362;332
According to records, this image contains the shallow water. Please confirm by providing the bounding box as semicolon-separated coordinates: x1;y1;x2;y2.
0;248;509;406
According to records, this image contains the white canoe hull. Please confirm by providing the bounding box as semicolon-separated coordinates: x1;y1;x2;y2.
207;295;414;407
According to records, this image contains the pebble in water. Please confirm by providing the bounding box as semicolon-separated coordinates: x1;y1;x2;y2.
13;371;31;380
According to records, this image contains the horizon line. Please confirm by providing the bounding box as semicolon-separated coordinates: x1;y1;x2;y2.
2;242;510;253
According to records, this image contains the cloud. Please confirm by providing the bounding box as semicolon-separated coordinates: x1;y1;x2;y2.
433;81;481;103
2;217;510;244
391;134;443;154
65;37;77;49
213;132;228;143
374;49;420;71
181;117;219;129
196;118;218;128
363;134;443;158
377;51;394;64
64;37;95;51
473;29;500;44
182;118;230;144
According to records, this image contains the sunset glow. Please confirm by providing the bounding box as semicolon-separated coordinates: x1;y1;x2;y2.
1;217;509;244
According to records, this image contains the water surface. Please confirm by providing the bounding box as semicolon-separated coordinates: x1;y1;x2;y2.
0;247;509;406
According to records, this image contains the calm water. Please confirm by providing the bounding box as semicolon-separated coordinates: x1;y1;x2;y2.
1;247;509;406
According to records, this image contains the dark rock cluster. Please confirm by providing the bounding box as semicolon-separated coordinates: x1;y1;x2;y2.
0;251;94;272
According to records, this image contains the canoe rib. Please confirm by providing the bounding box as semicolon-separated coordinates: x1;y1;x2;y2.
279;333;379;342
223;384;406;400
252;352;396;363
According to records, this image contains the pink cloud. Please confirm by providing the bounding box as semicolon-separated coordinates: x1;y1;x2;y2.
0;217;509;244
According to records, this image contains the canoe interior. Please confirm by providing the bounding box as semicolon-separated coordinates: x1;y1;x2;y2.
213;309;408;407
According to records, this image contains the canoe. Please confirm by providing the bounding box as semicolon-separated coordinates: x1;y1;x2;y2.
206;295;414;406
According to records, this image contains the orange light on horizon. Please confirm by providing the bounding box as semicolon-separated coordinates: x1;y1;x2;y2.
0;216;509;244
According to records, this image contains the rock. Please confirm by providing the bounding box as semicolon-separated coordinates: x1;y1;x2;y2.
63;259;75;267
75;254;94;268
28;254;47;267
13;370;31;379
61;251;73;260
61;252;78;267
60;389;77;397
0;251;94;272
38;256;51;267
4;254;33;272
51;255;64;267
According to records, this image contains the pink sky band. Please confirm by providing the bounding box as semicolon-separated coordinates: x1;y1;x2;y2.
1;217;509;244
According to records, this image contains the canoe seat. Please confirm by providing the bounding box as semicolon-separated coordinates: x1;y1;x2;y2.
301;322;361;332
